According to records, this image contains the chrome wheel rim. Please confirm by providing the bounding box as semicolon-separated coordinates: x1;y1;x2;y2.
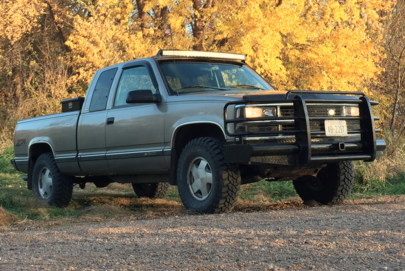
187;157;213;201
38;167;53;199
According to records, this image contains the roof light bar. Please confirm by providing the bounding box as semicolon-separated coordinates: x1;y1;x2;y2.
159;50;246;61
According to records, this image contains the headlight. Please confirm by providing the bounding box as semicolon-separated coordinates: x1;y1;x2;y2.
245;106;277;118
343;106;360;117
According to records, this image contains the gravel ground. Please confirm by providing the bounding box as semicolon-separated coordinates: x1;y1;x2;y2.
1;198;405;271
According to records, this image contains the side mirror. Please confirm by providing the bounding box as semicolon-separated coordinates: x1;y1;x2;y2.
126;90;162;104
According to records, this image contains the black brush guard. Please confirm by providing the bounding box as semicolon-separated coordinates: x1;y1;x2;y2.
223;91;386;166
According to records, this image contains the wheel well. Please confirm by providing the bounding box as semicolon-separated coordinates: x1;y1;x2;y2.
170;123;225;185
27;143;53;190
29;143;53;162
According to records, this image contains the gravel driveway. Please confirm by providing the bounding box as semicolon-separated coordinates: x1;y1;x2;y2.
1;197;405;271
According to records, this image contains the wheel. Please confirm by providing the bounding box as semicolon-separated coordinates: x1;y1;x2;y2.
31;153;73;207
94;177;111;188
177;137;241;214
132;183;169;199
293;161;354;204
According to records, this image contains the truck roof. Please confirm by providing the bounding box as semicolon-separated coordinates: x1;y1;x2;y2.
99;50;247;73
153;50;247;62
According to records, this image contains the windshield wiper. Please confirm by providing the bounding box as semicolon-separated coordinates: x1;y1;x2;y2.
174;85;226;94
228;84;265;90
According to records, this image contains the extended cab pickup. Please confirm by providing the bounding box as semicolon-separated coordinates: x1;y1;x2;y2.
11;50;386;213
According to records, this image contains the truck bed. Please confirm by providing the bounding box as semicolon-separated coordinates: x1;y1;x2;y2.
13;111;81;175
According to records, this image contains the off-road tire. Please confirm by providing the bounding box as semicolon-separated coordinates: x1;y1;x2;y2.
32;153;73;207
293;161;354;204
132;183;170;199
177;137;241;214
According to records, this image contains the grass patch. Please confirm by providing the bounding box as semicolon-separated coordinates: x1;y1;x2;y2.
350;172;405;198
1;144;405;224
46;206;82;219
166;187;180;201
0;146;19;174
239;180;297;202
2;168;405;224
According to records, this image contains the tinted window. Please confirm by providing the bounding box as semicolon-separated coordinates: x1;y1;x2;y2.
89;68;118;112
114;66;156;107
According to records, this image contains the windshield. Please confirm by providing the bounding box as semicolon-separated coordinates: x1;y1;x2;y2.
158;60;273;94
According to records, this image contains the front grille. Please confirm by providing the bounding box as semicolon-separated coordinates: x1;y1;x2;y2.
279;105;361;133
307;105;344;117
280;107;294;117
279;106;295;132
237;103;361;145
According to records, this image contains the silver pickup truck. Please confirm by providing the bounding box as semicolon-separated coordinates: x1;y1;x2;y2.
11;50;386;213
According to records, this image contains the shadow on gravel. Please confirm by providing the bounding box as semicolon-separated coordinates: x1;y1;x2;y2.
2;180;405;230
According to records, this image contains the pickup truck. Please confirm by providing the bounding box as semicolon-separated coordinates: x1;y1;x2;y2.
11;50;386;214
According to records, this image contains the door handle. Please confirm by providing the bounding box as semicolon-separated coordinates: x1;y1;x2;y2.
106;117;115;125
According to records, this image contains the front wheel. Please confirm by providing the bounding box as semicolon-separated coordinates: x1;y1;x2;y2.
293;161;354;204
177;137;241;214
32;153;73;207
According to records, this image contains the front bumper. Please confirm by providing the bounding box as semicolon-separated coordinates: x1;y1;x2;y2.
223;91;386;165
224;139;386;164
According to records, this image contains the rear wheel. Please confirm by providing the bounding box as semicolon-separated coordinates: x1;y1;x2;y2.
94;177;111;188
32;153;73;207
132;183;169;199
293;161;354;204
177;137;241;214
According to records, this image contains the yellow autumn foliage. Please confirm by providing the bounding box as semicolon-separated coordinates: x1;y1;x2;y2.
65;0;393;96
0;0;396;128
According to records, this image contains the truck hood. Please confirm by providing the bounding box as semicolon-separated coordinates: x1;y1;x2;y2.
182;90;286;98
217;90;287;98
175;90;359;102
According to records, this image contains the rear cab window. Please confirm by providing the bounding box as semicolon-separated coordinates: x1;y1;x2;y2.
89;68;118;112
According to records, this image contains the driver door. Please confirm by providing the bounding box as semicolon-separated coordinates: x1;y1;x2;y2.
105;64;166;174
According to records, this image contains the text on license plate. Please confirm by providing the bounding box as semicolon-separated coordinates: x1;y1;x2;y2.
324;120;348;136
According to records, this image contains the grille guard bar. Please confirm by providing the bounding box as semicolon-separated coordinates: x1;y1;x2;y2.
223;91;381;165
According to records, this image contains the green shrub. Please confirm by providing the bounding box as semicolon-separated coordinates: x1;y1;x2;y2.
0;146;17;174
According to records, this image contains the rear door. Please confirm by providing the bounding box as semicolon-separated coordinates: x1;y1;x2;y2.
105;62;166;174
77;68;118;175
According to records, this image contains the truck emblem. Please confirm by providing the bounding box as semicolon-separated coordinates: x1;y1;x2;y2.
16;139;26;147
68;102;73;109
328;109;336;116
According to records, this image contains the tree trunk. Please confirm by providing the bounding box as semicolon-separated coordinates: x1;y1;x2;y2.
192;0;213;51
390;65;402;130
44;0;71;53
136;0;150;36
157;6;169;32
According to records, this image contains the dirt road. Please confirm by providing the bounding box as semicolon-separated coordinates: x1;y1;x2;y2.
1;197;405;271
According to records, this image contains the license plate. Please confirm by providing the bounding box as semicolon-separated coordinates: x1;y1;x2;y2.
324;120;348;136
